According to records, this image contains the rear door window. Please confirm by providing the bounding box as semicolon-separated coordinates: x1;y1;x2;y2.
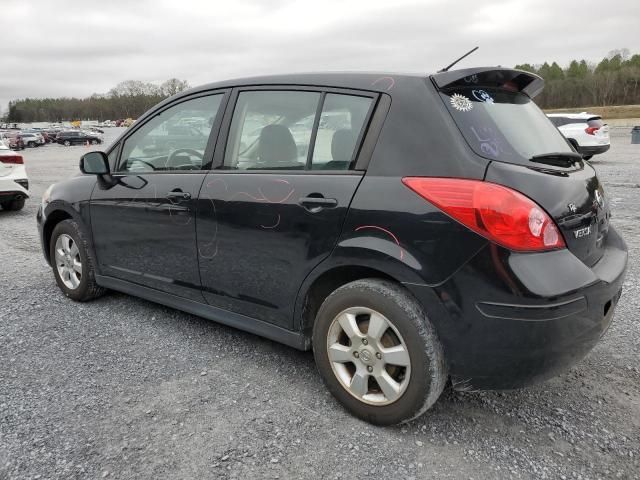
223;90;375;171
440;87;572;164
224;91;320;170
311;94;373;170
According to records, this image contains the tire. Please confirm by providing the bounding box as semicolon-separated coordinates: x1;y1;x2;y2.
1;198;25;211
49;219;106;301
28;142;36;148
583;155;593;160
64;140;71;146
90;139;98;145
312;278;447;425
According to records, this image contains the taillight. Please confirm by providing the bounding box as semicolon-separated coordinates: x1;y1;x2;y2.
402;177;565;252
585;126;599;135
1;154;23;165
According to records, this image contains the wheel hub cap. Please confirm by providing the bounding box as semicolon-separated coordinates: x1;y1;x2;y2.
358;348;375;366
326;307;411;406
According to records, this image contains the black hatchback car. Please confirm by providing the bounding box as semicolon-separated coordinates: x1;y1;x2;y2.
37;68;627;425
56;130;102;146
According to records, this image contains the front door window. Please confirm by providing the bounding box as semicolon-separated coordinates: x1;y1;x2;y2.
118;95;223;172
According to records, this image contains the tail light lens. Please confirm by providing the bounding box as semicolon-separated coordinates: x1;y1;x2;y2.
402;177;565;252
585;126;599;135
0;154;24;164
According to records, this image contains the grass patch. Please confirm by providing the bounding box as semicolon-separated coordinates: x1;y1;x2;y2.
544;105;640;120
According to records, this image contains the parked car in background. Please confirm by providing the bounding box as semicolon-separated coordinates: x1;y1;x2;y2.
42;129;61;143
38;68;627;425
0;140;28;211
20;132;45;148
1;132;25;150
56;130;102;146
547;113;610;160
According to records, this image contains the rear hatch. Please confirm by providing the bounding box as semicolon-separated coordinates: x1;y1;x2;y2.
432;68;610;266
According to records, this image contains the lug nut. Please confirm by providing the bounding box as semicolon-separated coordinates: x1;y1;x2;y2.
362;339;368;345
353;351;359;358
376;352;382;359
367;366;373;372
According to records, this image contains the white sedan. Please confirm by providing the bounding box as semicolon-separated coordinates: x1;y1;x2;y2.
0;140;29;211
546;112;610;160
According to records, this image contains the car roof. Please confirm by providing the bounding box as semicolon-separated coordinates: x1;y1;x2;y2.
187;72;426;94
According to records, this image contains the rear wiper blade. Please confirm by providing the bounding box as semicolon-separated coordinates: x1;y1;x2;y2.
529;152;582;168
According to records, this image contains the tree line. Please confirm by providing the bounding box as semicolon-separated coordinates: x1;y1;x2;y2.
515;49;640;109
4;78;191;123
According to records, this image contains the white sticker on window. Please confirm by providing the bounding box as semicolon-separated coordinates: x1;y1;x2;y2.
472;89;494;103
450;93;473;112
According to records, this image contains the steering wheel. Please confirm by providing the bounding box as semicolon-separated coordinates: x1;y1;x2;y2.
166;148;204;169
129;159;157;171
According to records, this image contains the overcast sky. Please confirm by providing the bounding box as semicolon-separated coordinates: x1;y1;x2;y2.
1;0;639;113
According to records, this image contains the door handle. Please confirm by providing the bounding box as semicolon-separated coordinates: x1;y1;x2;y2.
299;195;338;211
167;190;191;200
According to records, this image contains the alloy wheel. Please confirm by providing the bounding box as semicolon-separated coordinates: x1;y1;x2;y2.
326;307;411;406
54;234;82;290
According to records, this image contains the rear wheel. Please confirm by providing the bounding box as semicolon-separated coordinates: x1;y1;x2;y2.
64;140;71;146
50;219;106;301
312;278;447;425
1;198;25;211
28;142;36;148
90;139;98;145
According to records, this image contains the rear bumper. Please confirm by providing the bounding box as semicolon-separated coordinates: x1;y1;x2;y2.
0;191;28;203
405;226;627;391
579;144;610;156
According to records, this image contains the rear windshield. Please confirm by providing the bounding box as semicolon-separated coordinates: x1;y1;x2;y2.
439;87;572;164
587;117;604;128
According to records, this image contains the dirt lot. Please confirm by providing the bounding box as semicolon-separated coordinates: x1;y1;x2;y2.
1;130;639;479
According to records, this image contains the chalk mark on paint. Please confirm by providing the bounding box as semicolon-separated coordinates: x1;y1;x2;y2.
371;76;395;91
355;225;404;260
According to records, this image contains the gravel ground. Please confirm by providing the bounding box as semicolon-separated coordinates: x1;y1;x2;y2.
1;129;639;480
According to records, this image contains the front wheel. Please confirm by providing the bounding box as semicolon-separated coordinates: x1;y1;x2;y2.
50;219;106;301
312;279;447;425
28;142;36;148
90;139;98;145
63;140;71;146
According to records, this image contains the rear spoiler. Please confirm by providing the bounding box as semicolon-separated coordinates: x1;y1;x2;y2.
431;67;545;98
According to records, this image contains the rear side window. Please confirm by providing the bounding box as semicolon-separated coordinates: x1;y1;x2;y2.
440;87;572;164
311;94;373;170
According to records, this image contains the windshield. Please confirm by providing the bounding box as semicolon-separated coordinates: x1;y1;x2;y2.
440;87;573;165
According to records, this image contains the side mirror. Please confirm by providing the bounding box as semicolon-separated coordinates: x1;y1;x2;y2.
80;151;110;175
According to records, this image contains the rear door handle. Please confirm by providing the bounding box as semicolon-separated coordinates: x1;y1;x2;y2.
299;195;338;211
167;190;191;200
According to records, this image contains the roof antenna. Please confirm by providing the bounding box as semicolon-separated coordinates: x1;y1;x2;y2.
438;46;479;73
